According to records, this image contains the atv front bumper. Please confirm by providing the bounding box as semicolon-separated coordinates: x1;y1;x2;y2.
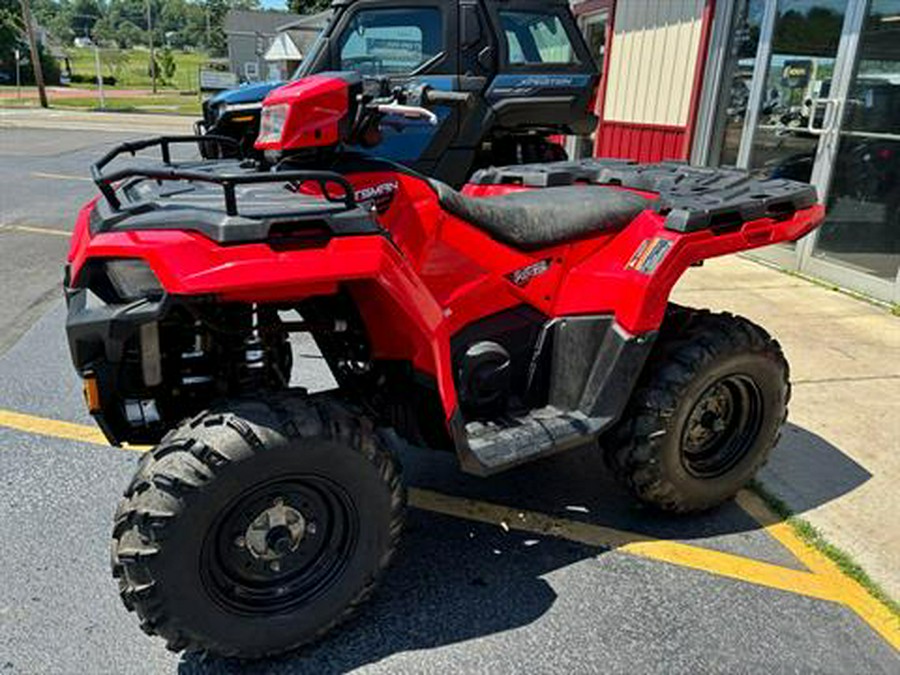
65;286;171;446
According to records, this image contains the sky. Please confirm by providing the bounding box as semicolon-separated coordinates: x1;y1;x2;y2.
260;0;289;9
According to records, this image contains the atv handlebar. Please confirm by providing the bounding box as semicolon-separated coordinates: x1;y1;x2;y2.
375;103;439;126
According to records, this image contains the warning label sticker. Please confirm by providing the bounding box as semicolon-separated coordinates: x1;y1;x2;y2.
626;237;673;274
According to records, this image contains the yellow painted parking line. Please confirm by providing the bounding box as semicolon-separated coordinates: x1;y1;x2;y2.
30;171;92;182
0;409;108;446
0;224;71;237
738;490;900;651
0;407;897;651
412;488;838;602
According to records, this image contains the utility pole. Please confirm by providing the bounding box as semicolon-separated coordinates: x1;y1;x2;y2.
145;0;157;94
15;49;21;100
94;43;105;110
19;0;48;108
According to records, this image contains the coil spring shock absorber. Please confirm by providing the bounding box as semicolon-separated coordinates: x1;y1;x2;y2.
180;319;214;390
239;303;268;390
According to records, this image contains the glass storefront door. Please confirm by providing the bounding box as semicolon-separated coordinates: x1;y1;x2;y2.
743;0;851;266
746;0;848;183
710;0;900;303
809;0;900;286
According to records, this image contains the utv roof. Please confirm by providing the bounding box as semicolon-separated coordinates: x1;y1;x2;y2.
330;0;572;6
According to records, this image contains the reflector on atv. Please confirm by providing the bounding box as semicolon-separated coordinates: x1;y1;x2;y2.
64;72;825;660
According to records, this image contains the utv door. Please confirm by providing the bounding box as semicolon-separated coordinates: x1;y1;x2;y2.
325;1;462;175
482;0;598;134
438;0;599;184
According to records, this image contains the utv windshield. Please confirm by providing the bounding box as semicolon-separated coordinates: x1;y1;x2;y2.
338;8;443;76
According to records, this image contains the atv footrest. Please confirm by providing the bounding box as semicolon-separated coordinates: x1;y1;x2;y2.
461;407;607;475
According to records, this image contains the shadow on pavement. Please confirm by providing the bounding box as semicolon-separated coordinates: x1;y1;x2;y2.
176;422;872;674
394;421;872;544
760;422;873;514
178;508;587;675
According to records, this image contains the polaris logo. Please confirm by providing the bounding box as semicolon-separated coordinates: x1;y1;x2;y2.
507;259;552;287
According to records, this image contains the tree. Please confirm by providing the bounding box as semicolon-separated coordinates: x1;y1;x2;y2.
0;0;60;86
288;0;330;15
158;45;176;83
32;0;74;45
70;0;102;37
102;47;130;80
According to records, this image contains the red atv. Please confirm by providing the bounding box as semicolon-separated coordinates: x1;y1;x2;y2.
65;72;824;658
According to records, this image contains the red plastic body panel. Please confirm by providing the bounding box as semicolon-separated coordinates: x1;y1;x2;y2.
255;76;351;152
69;170;824;423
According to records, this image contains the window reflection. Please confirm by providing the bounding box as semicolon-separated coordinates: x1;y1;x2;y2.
714;0;766;166
814;0;900;280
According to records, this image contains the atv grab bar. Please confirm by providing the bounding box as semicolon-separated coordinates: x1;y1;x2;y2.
91;136;358;216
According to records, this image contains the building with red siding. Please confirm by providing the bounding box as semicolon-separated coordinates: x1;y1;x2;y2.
572;0;900;304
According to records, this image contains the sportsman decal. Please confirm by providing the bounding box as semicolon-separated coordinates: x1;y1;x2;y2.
506;259;552;287
355;181;400;214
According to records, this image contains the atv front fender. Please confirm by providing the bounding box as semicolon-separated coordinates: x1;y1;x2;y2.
68;226;460;420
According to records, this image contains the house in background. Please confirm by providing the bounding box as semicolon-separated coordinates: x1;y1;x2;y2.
264;11;331;82
224;10;302;82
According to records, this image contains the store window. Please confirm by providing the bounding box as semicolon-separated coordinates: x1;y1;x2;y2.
748;1;848;180
581;13;608;72
813;0;900;281
712;0;766;166
500;11;578;65
339;8;442;76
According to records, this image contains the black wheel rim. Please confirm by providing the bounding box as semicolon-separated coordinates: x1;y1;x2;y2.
201;475;359;616
680;374;764;479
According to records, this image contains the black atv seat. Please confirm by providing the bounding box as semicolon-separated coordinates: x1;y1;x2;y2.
430;182;653;251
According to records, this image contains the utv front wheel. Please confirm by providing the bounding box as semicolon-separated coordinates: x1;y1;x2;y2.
605;309;789;513
111;398;405;658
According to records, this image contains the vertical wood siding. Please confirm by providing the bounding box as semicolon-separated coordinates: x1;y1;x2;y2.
596;0;708;162
596;122;688;163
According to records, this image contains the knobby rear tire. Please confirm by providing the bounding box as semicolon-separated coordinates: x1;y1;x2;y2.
604;306;790;513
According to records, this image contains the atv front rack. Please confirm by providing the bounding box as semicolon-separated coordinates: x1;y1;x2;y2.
91;136;358;217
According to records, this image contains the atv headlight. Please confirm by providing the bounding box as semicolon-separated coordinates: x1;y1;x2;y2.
257;103;289;145
104;259;164;301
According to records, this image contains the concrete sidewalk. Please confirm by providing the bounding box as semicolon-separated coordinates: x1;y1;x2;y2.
673;256;900;600
0;107;194;135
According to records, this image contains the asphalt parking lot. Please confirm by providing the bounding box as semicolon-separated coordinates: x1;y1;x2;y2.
0;125;898;674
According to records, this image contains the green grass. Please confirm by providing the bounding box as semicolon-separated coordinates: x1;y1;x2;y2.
0;92;201;115
750;479;900;619
891;304;900;318
65;48;210;91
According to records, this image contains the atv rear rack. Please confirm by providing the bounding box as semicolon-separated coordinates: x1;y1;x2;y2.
470;159;818;234
91;136;358;217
